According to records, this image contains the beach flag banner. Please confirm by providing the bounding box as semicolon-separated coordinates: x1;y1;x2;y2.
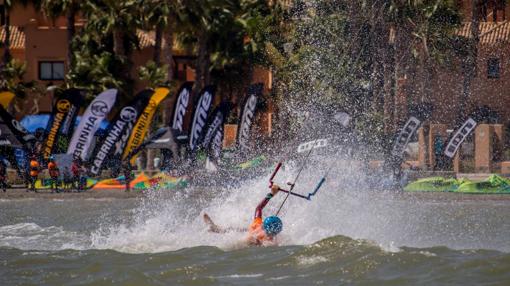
171;82;193;132
391;116;421;157
0;91;15;109
123;88;170;162
202;102;232;150
237;83;263;151
88;89;153;176
67;89;117;160
210;125;224;161
0;105;35;148
42;89;83;160
188;86;215;152
444;117;477;158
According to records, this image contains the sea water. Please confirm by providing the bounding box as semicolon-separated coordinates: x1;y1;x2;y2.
0;158;509;285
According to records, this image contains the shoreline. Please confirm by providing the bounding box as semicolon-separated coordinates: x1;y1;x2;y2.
0;188;143;199
1;188;510;201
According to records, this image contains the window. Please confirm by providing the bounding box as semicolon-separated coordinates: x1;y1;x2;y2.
0;5;5;26
488;58;500;79
480;0;506;21
39;61;65;80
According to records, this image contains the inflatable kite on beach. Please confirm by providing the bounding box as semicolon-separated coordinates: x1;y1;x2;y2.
35;178;98;190
456;175;510;194
132;172;189;190
403;177;463;192
404;175;510;194
92;173;150;190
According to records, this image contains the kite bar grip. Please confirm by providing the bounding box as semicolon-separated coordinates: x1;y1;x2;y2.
269;162;282;187
278;188;309;200
310;177;326;197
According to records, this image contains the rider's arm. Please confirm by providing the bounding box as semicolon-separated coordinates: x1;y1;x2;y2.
254;185;280;219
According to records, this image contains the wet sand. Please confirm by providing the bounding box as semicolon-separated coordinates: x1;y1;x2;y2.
0;188;143;199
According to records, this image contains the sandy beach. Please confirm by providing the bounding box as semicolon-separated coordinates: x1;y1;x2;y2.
0;188;143;199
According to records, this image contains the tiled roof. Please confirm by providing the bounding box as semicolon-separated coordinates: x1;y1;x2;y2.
457;21;510;45
0;26;25;49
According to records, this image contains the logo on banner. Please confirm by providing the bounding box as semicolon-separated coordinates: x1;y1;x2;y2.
73;117;98;158
11;119;26;133
173;89;190;132
120;107;137;122
391;116;421;157
444;118;477;158
57;99;71;112
91;101;109;117
190;91;213;149
44;112;65;158
203;113;224;148
239;95;257;149
297;139;328;153
211;127;223;158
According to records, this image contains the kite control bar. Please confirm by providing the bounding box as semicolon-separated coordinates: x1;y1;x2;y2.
269;162;282;187
269;162;326;201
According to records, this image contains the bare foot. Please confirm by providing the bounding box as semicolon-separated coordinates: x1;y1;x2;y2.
203;213;223;233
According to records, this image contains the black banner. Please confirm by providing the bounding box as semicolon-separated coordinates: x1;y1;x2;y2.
88;89;153;175
201;102;232;150
189;85;215;152
42;89;83;159
210;125;224;161
0;105;35;149
237;83;263;151
171;82;193;133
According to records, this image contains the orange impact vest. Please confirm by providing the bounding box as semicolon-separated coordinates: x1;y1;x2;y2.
247;217;273;245
48;162;59;177
29;160;39;177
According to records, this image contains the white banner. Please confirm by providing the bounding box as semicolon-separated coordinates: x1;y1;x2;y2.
67;89;117;160
391;116;421;157
444;117;477;158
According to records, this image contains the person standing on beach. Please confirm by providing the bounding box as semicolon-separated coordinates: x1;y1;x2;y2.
29;156;40;192
48;156;61;193
122;161;133;192
62;167;72;191
71;158;84;191
0;160;7;192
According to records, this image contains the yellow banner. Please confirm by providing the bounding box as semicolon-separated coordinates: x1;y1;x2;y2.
0;92;15;109
123;87;170;162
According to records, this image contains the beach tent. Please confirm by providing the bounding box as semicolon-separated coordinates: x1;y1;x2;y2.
403;177;464;192
456;174;510;194
21;115;110;133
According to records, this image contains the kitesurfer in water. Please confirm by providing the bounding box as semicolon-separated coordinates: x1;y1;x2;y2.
203;184;283;246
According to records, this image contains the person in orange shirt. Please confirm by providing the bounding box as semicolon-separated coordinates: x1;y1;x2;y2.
29;156;40;192
203;184;283;246
246;184;282;245
47;156;61;193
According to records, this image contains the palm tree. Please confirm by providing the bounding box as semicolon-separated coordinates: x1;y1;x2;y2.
459;0;481;121
82;0;143;95
1;0;12;74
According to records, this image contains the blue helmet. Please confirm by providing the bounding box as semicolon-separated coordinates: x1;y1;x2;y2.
49;155;55;161
263;216;283;236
